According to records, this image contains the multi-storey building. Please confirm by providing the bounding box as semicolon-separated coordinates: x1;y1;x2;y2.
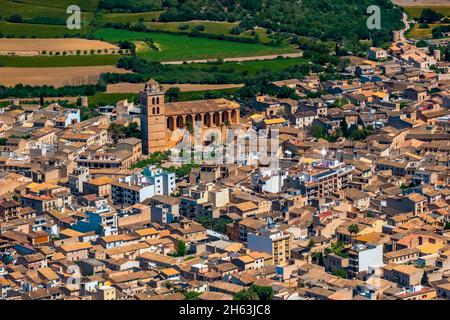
293;159;353;204
72;205;118;236
247;229;291;266
111;166;175;205
348;243;384;278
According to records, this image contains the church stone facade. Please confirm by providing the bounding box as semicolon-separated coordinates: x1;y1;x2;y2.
140;80;241;155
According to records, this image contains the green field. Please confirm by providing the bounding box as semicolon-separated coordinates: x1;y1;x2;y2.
178;88;240;101
407;23;450;39
15;0;100;11
93;28;296;62
143;21;271;43
180;57;308;75
88;88;240;105
0;55;122;67
0;0;68;19
0;21;91;37
0;0;98;37
98;11;163;24
404;6;450;19
0;0;97;25
88;93;138;105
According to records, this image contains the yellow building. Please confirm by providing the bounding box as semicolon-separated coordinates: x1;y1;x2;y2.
247;229;291;266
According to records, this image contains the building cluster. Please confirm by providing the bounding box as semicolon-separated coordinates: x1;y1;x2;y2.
1;41;450;300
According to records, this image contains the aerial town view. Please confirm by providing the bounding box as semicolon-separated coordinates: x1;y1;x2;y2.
1;0;450;306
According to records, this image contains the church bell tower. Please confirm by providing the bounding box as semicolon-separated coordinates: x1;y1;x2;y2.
140;80;166;154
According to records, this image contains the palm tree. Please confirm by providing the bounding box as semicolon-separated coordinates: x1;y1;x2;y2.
347;224;360;245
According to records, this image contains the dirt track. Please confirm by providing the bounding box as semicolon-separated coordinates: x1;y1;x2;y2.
0;66;130;87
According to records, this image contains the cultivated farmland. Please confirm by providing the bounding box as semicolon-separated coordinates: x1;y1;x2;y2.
98;11;164;24
407;23;450;39
0;21;91;38
0;66;130;87
94;29;297;62
404;6;450;19
0;39;118;54
0;55;122;67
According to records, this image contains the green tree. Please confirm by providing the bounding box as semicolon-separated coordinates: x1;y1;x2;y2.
183;291;201;300
175;240;187;257
419;9;443;23
421;272;428;285
234;289;259;300
166;87;181;102
347;224;360;244
7;14;23;23
249;285;274;300
332;268;348;279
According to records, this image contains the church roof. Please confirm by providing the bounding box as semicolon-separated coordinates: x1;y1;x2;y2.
165;98;239;116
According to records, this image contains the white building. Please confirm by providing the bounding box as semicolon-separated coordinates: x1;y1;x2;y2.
348;243;384;277
112;166;175;205
252;167;287;194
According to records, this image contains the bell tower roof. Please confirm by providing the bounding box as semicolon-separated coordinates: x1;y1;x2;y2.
144;79;161;95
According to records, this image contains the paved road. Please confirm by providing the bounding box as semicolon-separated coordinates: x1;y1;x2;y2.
398;12;411;43
161;52;303;65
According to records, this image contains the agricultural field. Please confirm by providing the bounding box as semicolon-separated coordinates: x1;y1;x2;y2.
98;11;164;24
15;0;100;11
0;66;130;87
404;6;450;19
393;0;450;6
0;0;68;19
93;28;297;62
0;38;118;53
89;87;240;106
178;57;309;75
0;21;91;38
0;55;122;67
88;93;138;106
407;23;450;39
143;21;271;43
0;0;98;31
106;83;244;94
0;0;99;15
